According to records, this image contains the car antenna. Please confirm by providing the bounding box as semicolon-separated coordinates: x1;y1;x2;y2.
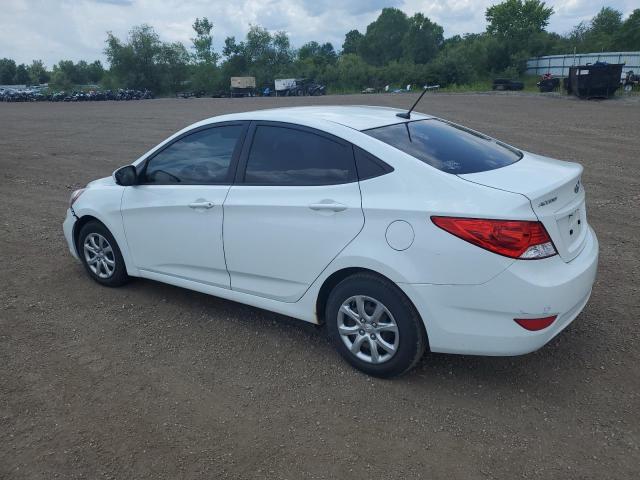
396;86;429;119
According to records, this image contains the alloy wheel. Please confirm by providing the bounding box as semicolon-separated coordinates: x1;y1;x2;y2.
83;233;116;279
337;295;399;364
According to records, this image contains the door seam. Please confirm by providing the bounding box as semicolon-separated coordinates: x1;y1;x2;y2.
221;185;234;290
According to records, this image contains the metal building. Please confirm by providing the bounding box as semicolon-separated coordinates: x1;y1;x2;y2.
526;52;640;77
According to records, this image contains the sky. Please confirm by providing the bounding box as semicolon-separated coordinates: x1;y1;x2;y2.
0;0;637;67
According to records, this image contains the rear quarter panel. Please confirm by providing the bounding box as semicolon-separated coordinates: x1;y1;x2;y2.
332;139;539;285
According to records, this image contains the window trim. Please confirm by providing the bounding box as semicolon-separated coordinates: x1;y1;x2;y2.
137;121;250;186
235;121;359;187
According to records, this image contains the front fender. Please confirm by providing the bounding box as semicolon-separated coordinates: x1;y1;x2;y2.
72;188;140;277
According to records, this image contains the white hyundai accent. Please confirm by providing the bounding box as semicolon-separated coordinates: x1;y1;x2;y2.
63;105;598;377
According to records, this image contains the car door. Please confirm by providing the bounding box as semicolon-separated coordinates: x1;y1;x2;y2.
121;122;247;288
223;122;364;302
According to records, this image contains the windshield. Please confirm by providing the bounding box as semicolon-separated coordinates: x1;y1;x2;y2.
364;119;522;174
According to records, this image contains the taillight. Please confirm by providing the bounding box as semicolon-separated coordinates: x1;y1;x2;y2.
514;315;557;331
431;216;556;259
69;188;86;208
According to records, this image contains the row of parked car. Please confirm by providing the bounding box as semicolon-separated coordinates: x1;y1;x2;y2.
0;88;154;102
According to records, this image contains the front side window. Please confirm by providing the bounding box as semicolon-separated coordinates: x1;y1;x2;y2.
144;125;244;184
365;119;522;174
244;125;356;185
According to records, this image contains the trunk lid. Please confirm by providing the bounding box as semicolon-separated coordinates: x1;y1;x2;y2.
459;152;587;262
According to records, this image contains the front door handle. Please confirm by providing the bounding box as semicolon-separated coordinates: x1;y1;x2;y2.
188;201;214;209
309;202;347;212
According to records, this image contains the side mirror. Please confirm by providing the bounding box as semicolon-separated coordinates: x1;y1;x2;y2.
113;165;138;186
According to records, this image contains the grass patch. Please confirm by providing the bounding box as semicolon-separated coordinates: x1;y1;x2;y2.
438;80;492;93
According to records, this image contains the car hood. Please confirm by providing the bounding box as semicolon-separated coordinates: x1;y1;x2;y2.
87;176;116;188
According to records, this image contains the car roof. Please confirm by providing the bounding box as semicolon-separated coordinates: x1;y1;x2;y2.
203;105;433;131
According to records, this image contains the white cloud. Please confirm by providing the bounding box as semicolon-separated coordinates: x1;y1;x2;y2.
401;0;638;37
0;0;636;67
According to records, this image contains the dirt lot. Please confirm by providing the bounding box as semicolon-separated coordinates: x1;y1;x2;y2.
1;93;639;479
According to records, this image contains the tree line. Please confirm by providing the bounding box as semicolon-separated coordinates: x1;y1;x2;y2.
1;1;638;94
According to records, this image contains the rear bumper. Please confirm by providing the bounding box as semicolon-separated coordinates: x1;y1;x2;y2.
400;226;599;356
63;208;79;259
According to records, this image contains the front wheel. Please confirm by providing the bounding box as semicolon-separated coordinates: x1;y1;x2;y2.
326;273;427;377
77;221;130;287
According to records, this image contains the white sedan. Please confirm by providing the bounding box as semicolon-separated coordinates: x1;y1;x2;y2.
63;106;598;377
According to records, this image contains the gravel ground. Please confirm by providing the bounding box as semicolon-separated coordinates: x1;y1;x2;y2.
1;93;638;479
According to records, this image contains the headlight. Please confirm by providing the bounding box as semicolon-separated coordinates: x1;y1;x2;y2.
69;188;86;208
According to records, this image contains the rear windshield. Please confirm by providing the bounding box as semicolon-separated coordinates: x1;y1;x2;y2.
364;119;522;174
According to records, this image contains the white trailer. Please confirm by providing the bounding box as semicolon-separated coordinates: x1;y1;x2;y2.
230;77;256;97
274;78;296;91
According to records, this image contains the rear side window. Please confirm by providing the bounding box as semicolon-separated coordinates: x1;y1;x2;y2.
364;119;522;174
244;125;356;185
144;125;244;184
354;147;394;180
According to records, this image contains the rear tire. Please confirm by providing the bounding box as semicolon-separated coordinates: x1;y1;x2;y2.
77;221;129;287
326;273;427;377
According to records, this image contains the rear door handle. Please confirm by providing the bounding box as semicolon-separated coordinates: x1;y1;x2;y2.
309;202;347;212
188;201;214;209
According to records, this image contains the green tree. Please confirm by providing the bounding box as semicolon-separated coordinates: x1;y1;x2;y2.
192;17;218;65
296;42;337;81
0;58;17;84
105;24;185;93
219;26;294;87
486;0;554;40
564;7;626;52
87;60;104;83
299;41;320;61
484;0;554;76
50;61;76;90
342;30;363;55
428;53;476;86
590;7;623;36
323;53;372;90
52;60;85;85
244;25;272;64
74;61;91;84
160;42;190;92
128;24;162;89
298;41;337;66
190;18;220;92
222;36;243;58
220;36;248;86
358;8;410;66
566;21;590;48
585;7;623;51
14;64;30;84
273;31;295;67
27;60;49;84
427;34;489;85
191;63;221;93
106;28;147;89
614;9;640;50
402;13;444;64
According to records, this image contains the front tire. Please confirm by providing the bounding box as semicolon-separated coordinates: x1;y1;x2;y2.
77;221;129;287
326;273;427;377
